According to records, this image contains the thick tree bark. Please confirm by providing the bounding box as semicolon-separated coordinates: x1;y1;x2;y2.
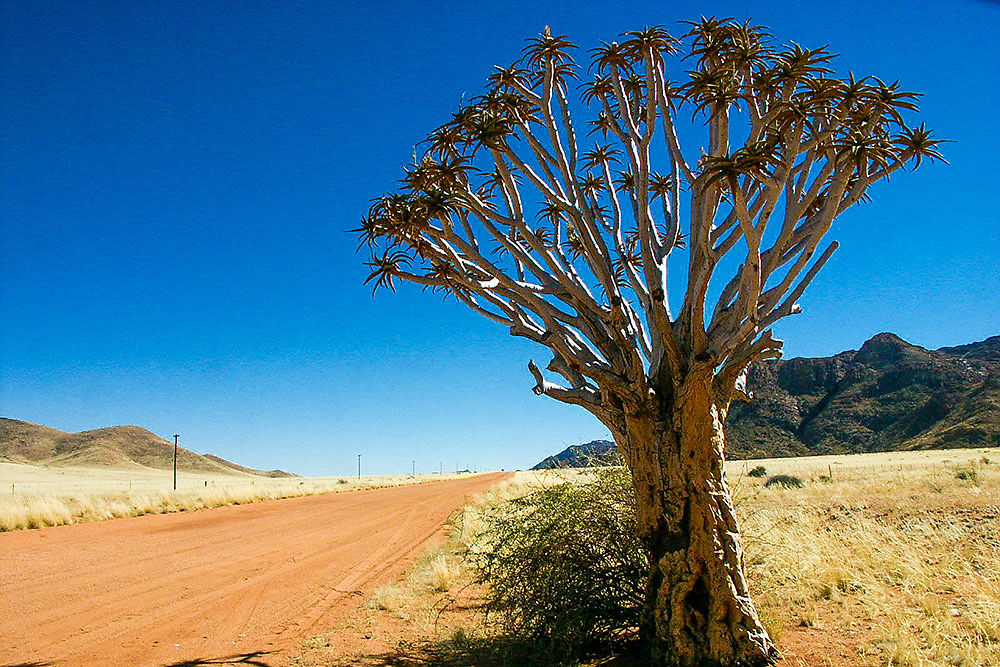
617;369;777;666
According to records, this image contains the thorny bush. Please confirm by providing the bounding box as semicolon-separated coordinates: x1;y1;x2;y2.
471;468;647;662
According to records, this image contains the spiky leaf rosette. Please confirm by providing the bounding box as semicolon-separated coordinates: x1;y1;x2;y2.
356;19;944;420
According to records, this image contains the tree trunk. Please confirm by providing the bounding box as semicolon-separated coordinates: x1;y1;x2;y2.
618;368;776;666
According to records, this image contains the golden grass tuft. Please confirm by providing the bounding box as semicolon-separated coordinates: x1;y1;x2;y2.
425;553;464;593
363;583;412;616
299;634;331;651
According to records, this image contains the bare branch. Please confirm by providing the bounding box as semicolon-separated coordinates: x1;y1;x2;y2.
360;21;939;414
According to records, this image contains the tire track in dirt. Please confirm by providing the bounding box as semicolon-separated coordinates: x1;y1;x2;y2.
0;472;508;667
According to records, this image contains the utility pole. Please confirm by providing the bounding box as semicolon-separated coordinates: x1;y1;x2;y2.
357;453;361;479
173;435;179;490
412;460;415;475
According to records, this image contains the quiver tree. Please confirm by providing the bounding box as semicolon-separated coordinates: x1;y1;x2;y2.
356;18;943;666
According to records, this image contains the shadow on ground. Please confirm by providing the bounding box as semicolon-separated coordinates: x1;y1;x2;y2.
162;651;277;667
325;636;642;667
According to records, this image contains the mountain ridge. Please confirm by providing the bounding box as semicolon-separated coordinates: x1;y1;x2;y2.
0;418;297;477
531;440;620;470
534;333;999;468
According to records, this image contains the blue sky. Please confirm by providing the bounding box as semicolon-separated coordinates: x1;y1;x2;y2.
2;0;998;476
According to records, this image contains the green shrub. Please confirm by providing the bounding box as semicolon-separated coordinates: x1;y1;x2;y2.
472;468;647;662
955;468;978;483
765;474;804;488
748;465;768;478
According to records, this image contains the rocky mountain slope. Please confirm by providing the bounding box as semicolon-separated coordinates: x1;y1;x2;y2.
531;439;620;469
534;333;999;467
728;333;999;458
0;418;296;477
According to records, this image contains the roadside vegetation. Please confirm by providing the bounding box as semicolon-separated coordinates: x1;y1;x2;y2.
295;448;1000;667
0;467;476;531
471;467;645;661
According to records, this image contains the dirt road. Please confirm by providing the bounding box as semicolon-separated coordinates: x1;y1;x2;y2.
0;472;508;667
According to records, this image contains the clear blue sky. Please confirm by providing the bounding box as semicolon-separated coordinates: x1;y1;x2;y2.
2;0;997;476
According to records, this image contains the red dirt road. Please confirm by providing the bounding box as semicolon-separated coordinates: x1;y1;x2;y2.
0;472;508;667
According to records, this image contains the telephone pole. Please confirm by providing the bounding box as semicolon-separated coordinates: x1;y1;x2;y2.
172;435;180;490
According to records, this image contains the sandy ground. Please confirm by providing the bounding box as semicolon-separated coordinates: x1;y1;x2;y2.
0;471;509;667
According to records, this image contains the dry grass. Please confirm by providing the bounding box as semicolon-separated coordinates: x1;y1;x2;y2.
0;462;477;532
308;448;999;667
735;448;999;666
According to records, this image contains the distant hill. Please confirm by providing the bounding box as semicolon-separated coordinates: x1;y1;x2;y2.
532;440;620;470
534;333;1000;468
0;418;296;477
200;454;295;478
